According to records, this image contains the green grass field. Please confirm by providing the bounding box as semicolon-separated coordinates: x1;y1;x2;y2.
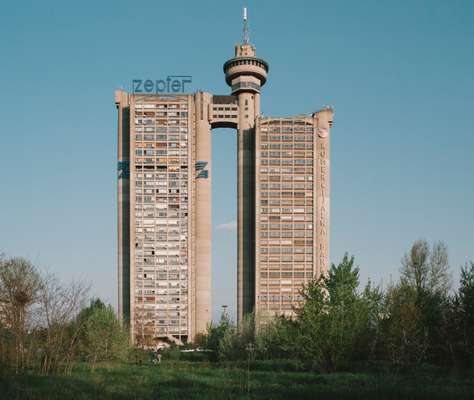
1;361;473;400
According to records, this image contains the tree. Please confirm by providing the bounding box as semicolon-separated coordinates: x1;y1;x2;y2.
381;282;428;367
458;261;474;364
37;275;89;375
384;240;453;366
0;257;41;372
295;254;382;371
255;315;297;360
459;262;474;331
78;299;128;368
401;240;451;296
199;309;232;360
219;313;256;361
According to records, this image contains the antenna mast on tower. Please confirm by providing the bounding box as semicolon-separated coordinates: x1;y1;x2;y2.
243;7;249;44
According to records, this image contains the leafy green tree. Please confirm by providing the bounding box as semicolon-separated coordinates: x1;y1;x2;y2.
295;254;382;371
77;299;128;367
354;281;384;361
255;316;297;360
383;240;452;367
198;310;232;360
381;282;428;366
219;313;256;361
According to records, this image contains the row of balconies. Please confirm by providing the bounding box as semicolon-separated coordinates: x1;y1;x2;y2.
259;256;313;263
260;176;313;183
135;117;187;124
260;159;314;166
258;222;313;229
135;295;188;303
135;165;186;172
260;185;313;191
135;102;187;109
261;143;313;149
135;236;186;244
135;235;187;242
259;168;314;175
135;120;188;127
134;158;188;165
135;150;188;157
136;272;187;280
262;134;314;141
258;291;303;301
135;196;188;204
136;282;187;291
258;231;313;237
259;206;313;213
260;127;313;133
135;209;186;216
260;202;313;208
135;187;187;196
259;151;313;158
135;175;188;182
260;191;312;197
259;167;314;174
261;232;313;239
135;141;187;148
260;248;314;255
135;135;188;143
135;125;188;132
135;110;187;117
135;203;188;210
259;279;307;286
136;266;188;274
135;182;188;189
137;289;184;296
260;271;313;278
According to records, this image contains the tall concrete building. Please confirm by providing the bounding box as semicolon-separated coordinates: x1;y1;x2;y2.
116;9;333;344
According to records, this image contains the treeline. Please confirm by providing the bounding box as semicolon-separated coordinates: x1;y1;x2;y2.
0;256;128;375
197;240;474;372
2;240;473;375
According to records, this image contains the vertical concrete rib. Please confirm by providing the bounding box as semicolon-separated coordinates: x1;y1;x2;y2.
314;109;333;277
194;92;212;336
237;92;258;323
115;90;131;326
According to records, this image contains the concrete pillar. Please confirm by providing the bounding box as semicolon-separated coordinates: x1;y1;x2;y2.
194;92;212;336
115;90;131;326
314;109;333;277
237;91;257;323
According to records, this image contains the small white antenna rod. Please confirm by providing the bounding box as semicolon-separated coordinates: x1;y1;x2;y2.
243;7;249;44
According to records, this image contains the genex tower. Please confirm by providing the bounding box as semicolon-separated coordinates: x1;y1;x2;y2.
115;8;333;345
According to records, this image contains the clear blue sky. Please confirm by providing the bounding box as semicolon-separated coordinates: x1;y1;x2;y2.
1;0;473;321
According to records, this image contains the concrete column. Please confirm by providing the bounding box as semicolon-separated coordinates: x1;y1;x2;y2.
237;91;257;323
115;90;131;326
194;92;212;336
314;109;333;277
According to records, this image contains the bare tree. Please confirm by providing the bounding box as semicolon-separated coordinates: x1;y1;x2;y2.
428;242;452;296
37;275;89;375
401;240;451;296
0;257;41;373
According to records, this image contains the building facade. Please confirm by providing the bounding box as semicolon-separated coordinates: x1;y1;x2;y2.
255;113;332;319
115;13;333;344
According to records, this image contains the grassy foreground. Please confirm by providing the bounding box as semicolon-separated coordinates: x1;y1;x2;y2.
1;361;473;400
